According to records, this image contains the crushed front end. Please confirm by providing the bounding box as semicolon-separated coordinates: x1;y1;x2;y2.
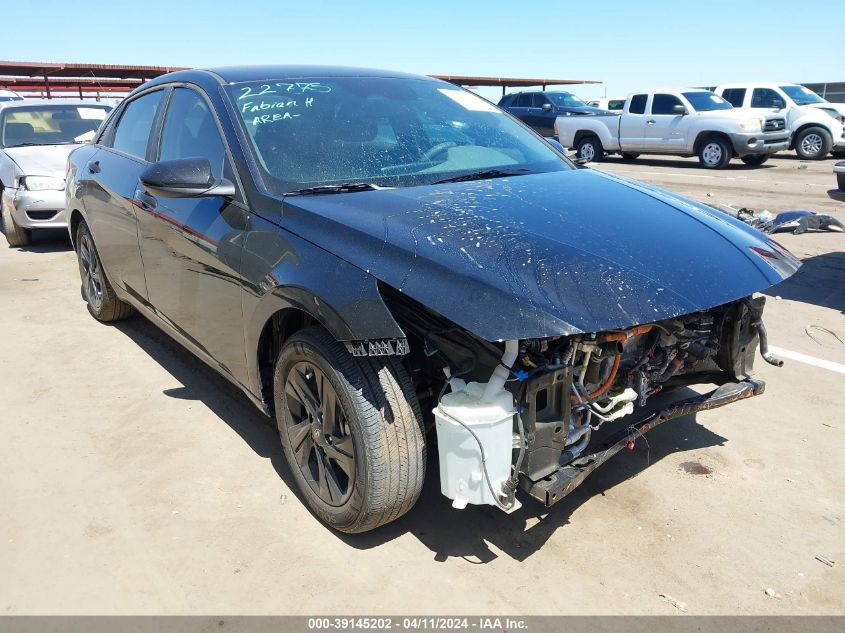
384;286;782;511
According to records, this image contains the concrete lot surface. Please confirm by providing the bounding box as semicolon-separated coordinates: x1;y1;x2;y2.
1;155;843;615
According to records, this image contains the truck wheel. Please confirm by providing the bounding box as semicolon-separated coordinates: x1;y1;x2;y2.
274;326;426;533
698;136;732;169
576;136;603;162
740;155;769;167
794;127;832;160
621;153;639;161
75;221;134;322
1;204;32;247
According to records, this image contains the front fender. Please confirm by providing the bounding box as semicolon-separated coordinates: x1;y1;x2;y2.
241;214;405;396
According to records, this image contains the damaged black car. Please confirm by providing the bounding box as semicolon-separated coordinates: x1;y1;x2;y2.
65;66;800;533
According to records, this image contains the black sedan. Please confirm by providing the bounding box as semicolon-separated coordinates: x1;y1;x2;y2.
66;66;799;533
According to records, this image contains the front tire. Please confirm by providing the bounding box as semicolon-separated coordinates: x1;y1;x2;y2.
741;155;769;167
274;327;425;533
576;136;603;162
75;221;133;322
794;127;832;160
1;204;31;247
698;136;732;169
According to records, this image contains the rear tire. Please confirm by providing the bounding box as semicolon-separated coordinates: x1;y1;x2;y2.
1;204;32;247
274;326;425;533
621;153;639;161
794;126;832;160
576;136;603;162
741;155;769;167
698;136;732;169
75;221;133;322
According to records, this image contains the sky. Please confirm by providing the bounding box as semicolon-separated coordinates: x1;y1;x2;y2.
2;0;840;102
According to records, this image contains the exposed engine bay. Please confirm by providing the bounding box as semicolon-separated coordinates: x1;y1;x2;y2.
382;285;779;511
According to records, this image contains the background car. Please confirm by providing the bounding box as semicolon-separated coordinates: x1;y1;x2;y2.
587;97;626;111
829;161;845;202
498;90;607;136
0;99;110;246
0;89;23;102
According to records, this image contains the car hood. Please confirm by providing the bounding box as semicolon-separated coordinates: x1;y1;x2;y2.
2;144;76;177
277;169;800;341
559;105;609;115
806;102;845;117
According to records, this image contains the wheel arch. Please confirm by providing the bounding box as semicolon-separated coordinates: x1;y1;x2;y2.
790;122;833;150
693;131;733;155
248;284;405;415
68;208;86;249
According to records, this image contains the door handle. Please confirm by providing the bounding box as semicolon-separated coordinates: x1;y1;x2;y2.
135;191;157;211
647;119;656;125
87;160;100;173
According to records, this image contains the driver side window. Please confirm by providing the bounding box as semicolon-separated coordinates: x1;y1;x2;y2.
158;88;227;180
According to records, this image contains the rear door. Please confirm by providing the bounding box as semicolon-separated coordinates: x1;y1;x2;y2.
619;93;648;151
135;86;250;386
83;88;167;303
644;93;691;150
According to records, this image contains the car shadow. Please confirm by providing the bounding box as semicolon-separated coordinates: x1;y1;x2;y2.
111;316;301;498
340;398;725;562
763;251;845;314
597;156;777;171
12;227;73;253
108;312;729;561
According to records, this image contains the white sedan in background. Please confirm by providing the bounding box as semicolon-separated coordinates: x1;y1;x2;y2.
0;99;111;247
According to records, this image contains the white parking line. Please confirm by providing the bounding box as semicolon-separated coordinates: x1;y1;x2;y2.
768;345;845;375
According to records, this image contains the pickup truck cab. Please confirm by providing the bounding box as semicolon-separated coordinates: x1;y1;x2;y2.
715;83;845;160
556;89;790;168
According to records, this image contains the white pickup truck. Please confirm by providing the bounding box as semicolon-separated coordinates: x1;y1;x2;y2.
714;83;845;160
556;89;790;168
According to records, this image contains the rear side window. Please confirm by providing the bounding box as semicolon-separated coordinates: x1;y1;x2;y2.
608;99;625;110
111;90;164;159
628;94;647;114
722;88;746;107
159;88;226;180
651;93;683;115
751;88;782;108
514;93;532;107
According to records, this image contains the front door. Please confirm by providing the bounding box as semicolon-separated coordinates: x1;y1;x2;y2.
644;93;691;151
135;86;251;387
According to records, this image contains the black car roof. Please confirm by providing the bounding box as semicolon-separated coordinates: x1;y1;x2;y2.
143;65;436;89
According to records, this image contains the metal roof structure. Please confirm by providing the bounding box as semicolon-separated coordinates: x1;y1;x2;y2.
0;61;601;99
0;61;189;97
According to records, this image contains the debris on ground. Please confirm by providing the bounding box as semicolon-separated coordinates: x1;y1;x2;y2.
815;554;835;567
715;204;845;234
765;588;779;598
767;210;845;234
805;325;845;347
659;594;688;612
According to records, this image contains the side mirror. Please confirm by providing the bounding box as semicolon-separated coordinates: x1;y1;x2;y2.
772;99;785;109
541;102;553;112
139;157;236;198
672;104;688;115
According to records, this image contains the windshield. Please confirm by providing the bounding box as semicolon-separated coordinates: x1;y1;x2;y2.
0;104;111;147
227;77;569;194
779;85;826;105
547;92;588;108
682;91;733;111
